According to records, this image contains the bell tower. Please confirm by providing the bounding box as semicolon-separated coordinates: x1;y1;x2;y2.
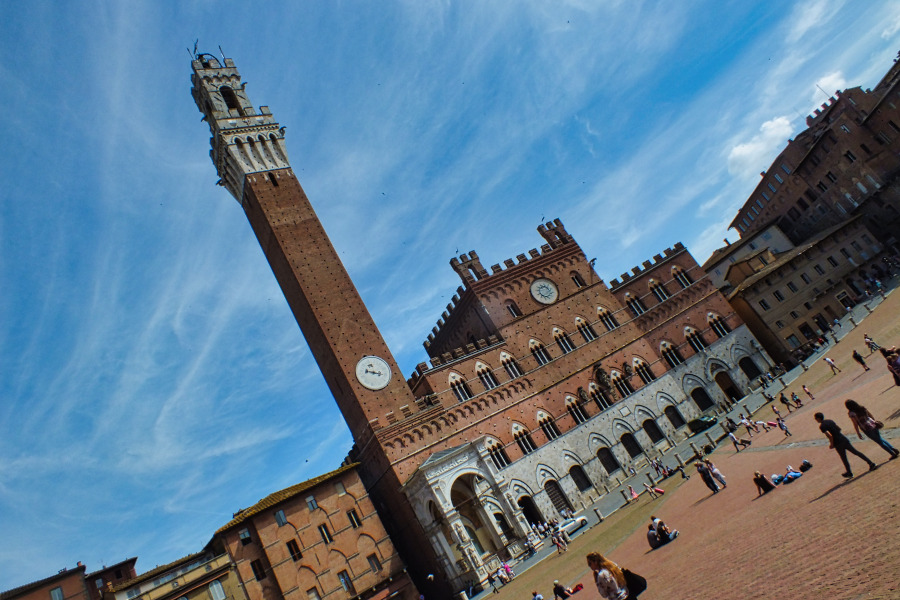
190;54;418;451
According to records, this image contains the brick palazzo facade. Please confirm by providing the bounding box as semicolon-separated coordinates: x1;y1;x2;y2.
190;54;772;596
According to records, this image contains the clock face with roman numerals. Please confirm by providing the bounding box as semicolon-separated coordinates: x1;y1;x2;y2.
355;355;392;390
530;278;559;304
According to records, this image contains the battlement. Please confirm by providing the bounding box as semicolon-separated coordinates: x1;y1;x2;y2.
609;242;686;287
411;334;504;382
805;91;841;127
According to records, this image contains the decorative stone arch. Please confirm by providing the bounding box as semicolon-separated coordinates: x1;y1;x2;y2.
509;479;537;498
705;358;730;380
588;432;615;452
536;409;553;421
559;449;585;467
681;373;707;394
517;494;544;526
535;464;563;489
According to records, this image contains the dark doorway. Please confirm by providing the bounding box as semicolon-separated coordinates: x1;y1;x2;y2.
642;419;665;443
569;465;593;492
543;480;573;515
714;371;743;401
620;432;644;458
738;357;762;380
596;447;621;474
664;405;686;429
517;496;543;526
690;387;715;411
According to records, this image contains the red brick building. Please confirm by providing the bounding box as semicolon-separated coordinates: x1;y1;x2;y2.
190;54;771;596
214;465;416;600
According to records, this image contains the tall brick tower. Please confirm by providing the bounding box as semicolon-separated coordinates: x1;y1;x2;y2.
190;53;439;588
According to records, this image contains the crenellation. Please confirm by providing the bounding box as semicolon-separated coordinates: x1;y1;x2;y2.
540;244;552;253
516;253;527;263
642;260;652;269
653;254;663;262
528;248;540;258
491;264;503;274
504;259;515;268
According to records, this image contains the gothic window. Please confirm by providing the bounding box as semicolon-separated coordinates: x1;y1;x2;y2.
538;412;561;441
612;372;634;397
589;384;612;410
576;318;598;342
596;447;621;474
649;280;669;302
506;301;523;318
501;352;524;379
660;342;684;367
685;328;708;353
625;293;647;317
664;405;686;429
708;314;731;338
531;341;552;366
476;363;499;391
642;419;665;444
567;397;589;425
513;425;538;455
672;267;693;289
634;360;656;384
449;373;474;402
554;329;576;354
486;439;511;469
597;307;620;331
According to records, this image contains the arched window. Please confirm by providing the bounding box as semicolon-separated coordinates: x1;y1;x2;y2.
634;360;656;384
543;480;573;514
620;432;644;458
209;581;226;600
661;342;685;367
708;313;731;338
449;373;473;402
513;425;538;455
589;383;612;410
486;439;511;469
475;362;499;391
690;387;715;411
506;301;523;318
650;279;670;302
575;317;598;342
501;352;524;379
597;308;620;331
554;328;576;354
219;86;244;115
612;372;634;397
596;447;621;474
642;419;665;444
625;293;647;317
685;327;708;353
672;266;693;289
530;340;552;366
664;405;686;429
738;357;762;379
571;272;586;288
538;412;561;441
567;397;589;425
569;465;593;492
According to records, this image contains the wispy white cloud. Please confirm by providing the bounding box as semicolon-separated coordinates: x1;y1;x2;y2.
726;116;794;180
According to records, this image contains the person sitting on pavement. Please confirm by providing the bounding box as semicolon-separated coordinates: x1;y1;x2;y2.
647;524;661;549
552;580;572;600
753;471;775;495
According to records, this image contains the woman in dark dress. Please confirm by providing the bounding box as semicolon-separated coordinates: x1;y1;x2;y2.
753;471;775;495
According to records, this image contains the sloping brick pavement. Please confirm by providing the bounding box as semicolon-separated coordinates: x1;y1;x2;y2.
572;291;900;599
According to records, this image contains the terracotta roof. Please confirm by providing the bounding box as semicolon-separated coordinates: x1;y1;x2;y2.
216;463;358;533
702;219;779;269
1;566;86;600
110;553;205;593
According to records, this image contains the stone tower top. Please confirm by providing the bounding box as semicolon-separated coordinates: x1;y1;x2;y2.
190;54;290;203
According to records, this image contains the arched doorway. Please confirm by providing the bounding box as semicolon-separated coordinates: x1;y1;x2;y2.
714;371;743;401
517;496;543;526
569;465;593;492
642;419;665;444
620;432;643;458
690;387;715;411
543;480;573;515
596;447;621;474
738;357;762;379
664;405;686;429
450;475;497;556
493;513;514;539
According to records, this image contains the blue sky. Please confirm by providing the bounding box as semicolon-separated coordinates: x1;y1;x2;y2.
1;0;898;588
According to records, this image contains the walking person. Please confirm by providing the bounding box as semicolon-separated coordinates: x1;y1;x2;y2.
779;393;795;413
727;431;751;452
486;573;500;594
739;414;757;437
694;461;720;493
776;416;792;437
851;349;871;372
845;400;899;459
814;412;878;478
823;356;841;374
703;459;727;488
880;347;900;386
642;483;659;499
790;392;803;408
802;384;815;401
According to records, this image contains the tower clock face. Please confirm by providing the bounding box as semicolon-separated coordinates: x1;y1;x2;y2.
530;278;559;304
355;356;392;390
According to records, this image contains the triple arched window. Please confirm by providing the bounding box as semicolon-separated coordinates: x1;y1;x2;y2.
685;327;708;353
624;293;647;317
589;383;613;410
486;439;511;469
530;340;552;366
634;360;656;384
475;362;500;391
672;267;694;289
554;328;577;354
566;396;589;425
661;341;685;367
449;373;473;402
575;317;598;342
612;371;634;397
597;308;620;331
500;352;523;379
513;425;538;455
538;412;561;441
649;279;670;302
708;314;732;338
